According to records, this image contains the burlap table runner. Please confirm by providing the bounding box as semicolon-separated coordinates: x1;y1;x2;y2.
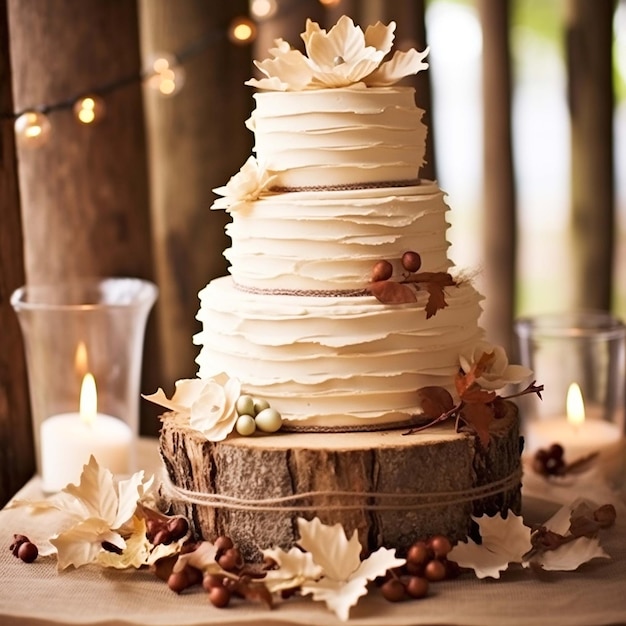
1;438;625;626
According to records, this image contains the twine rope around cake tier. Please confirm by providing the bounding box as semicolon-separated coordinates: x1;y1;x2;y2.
160;467;522;513
269;178;421;193
234;282;370;298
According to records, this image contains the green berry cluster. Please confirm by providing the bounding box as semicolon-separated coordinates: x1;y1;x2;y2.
235;395;282;436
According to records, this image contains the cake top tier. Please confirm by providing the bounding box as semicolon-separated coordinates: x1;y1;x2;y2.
246;15;429;92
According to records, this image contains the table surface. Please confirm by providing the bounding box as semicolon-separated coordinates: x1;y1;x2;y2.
1;438;625;626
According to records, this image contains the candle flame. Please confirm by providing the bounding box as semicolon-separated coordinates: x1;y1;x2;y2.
566;382;585;427
79;373;98;426
74;341;88;376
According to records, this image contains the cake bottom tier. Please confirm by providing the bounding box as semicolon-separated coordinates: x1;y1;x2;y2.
158;406;522;561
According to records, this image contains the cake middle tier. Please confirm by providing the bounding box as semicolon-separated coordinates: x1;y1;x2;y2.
223;182;452;292
194;276;484;429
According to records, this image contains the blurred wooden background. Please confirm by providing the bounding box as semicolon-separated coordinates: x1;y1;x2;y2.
0;0;620;504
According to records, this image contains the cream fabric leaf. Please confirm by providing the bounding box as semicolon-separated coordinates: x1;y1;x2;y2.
262;546;323;592
297;517;361;581
528;499;611;571
63;456;118;523
51;518;124;570
300;576;370;622
96;517;150;569
448;513;532;579
351;546;405;582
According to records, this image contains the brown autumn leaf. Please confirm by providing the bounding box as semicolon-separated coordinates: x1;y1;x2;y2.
368;280;417;304
424;282;448;319
460;384;497;405
417;386;455;419
459;401;494;447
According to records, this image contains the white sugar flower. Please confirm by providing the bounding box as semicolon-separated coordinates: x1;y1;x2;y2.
143;374;241;442
211;156;277;212
246;16;428;92
459;341;532;391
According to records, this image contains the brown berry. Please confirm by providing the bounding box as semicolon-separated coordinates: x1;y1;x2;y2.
167;517;189;540
152;529;173;546
424;559;447;582
548;443;564;459
208;585;231;608
405;575;429;599
407;541;430;566
218;547;242;572
214;535;234;553
17;541;38;563
401;250;422;273
444;558;461;579
405;560;425;577
202;574;225;592
9;534;30;556
428;535;452;558
168;570;194;594
380;578;407;602
371;259;393;282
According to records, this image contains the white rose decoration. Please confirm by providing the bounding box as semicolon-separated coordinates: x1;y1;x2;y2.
459;341;532;391
211;156;276;212
143;374;241;442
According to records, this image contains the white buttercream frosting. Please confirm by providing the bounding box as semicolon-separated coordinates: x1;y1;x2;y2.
223;183;450;291
197;21;487;429
195;277;484;426
248;87;426;188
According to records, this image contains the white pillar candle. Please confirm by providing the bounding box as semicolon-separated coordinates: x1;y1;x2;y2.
525;382;622;461
41;413;132;492
40;373;132;492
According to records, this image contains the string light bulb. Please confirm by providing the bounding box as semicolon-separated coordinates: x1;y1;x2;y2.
319;0;342;5
73;95;106;125
14;111;51;147
249;0;278;20
228;16;257;44
143;53;185;97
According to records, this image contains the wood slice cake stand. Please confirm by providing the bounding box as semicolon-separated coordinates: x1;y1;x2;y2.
159;405;522;561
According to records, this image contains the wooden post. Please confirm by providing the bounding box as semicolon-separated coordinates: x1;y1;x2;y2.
0;0;35;505
565;0;615;311
478;0;516;353
7;0;162;435
139;0;252;393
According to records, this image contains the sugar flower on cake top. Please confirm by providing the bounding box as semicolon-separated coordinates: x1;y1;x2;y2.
246;15;429;91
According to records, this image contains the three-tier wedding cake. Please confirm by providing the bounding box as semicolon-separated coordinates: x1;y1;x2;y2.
153;16;533;559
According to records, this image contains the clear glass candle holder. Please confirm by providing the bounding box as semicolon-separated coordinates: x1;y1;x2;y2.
11;277;157;492
514;312;626;466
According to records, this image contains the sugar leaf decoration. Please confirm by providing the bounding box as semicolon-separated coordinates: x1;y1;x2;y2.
264;517;404;621
448;500;616;578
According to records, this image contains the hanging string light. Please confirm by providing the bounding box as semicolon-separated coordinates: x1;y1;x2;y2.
249;0;278;20
14;111;51;148
228;16;257;45
73;95;106;125
4;0;348;147
143;53;186;96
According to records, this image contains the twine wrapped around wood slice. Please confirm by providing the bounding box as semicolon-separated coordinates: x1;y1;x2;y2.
158;403;522;561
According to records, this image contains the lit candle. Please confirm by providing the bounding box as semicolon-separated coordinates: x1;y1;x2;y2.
525;382;622;461
40;373;133;492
